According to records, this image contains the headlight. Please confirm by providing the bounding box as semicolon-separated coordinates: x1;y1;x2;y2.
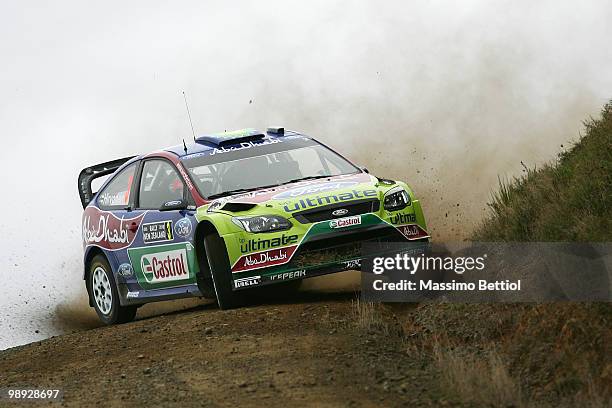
232;215;292;233
384;188;411;211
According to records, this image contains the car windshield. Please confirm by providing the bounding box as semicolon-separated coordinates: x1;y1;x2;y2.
181;139;359;198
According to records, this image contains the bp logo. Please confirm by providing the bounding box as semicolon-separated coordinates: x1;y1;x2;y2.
272;181;359;200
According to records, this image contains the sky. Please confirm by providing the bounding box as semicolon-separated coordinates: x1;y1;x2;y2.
0;0;611;349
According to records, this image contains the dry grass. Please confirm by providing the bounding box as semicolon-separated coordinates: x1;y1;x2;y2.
433;342;524;407
570;377;612;408
350;298;397;336
398;302;612;407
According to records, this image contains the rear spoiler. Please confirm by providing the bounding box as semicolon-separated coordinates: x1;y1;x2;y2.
78;156;136;209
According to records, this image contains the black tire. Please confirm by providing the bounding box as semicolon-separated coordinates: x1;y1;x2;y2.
204;232;248;310
88;255;137;325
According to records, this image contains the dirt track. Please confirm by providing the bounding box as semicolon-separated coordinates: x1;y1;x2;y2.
0;290;444;407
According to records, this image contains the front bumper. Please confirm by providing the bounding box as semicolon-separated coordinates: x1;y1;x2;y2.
230;217;429;290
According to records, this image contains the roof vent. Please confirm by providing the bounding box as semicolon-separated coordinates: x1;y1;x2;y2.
267;127;284;135
195;128;265;146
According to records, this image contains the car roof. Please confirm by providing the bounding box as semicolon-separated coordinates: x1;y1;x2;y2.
164;128;310;158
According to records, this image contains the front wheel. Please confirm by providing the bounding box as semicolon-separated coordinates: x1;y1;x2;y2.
204;232;248;310
89;255;137;325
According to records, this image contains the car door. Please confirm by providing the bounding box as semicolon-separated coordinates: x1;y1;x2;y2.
88;161;143;257
127;158;199;291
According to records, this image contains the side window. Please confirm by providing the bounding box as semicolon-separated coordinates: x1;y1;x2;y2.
138;160;185;209
97;163;137;209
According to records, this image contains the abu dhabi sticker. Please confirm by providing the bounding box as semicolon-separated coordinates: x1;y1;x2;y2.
232;246;298;273
396;224;430;240
82;207;146;250
272;181;359;200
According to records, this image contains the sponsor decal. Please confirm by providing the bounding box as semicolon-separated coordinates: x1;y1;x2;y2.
329;215;362;229
128;243;196;289
273;181;359;200
163;200;182;207
343;259;362;269
139;247;190;284
396;224;429;240
117;263;134;278
174;218;193;238
282;189;377;212
126;291;140;298
389;213;416;224
177;163;195;192
332;208;349;217
269;269;306;281
234;276;261;288
98;191;128;207
207;198;226;212
142;221;174;244
82;207;146;250
232;246;298;273
199;173;372;205
210;138;282;156
240;234;299;254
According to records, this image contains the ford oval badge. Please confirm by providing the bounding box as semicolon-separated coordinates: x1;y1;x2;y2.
332;208;349;217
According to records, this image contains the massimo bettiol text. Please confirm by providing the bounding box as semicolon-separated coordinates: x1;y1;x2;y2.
360;242;611;302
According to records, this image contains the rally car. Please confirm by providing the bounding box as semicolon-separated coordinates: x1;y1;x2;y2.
78;128;429;324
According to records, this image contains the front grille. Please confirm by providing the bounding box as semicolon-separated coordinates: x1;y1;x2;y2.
293;198;380;224
288;225;404;268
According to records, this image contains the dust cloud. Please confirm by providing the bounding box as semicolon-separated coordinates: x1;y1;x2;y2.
1;0;611;349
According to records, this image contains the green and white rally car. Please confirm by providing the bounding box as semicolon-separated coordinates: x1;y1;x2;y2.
79;127;429;323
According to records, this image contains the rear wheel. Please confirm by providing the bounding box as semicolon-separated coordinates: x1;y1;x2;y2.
204;232;248;310
89;255;137;325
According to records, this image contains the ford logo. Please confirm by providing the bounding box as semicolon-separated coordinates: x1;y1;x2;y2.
332;208;349;217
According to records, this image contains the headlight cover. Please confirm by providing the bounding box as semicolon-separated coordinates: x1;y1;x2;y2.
232;215;292;233
383;188;411;211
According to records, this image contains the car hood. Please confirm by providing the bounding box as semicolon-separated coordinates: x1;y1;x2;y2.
204;172;389;216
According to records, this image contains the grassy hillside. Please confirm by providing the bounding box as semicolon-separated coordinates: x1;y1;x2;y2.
474;102;612;241
378;102;612;407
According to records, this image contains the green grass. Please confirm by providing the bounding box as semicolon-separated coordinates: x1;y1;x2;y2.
474;101;612;241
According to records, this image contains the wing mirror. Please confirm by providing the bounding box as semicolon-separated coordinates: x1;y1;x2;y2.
358;166;369;174
159;199;188;211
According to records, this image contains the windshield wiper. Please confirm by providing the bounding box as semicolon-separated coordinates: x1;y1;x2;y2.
282;175;332;185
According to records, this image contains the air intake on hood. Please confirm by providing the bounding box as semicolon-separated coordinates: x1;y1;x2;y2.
220;202;257;213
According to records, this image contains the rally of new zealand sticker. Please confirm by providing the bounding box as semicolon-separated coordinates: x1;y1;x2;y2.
142;221;174;244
